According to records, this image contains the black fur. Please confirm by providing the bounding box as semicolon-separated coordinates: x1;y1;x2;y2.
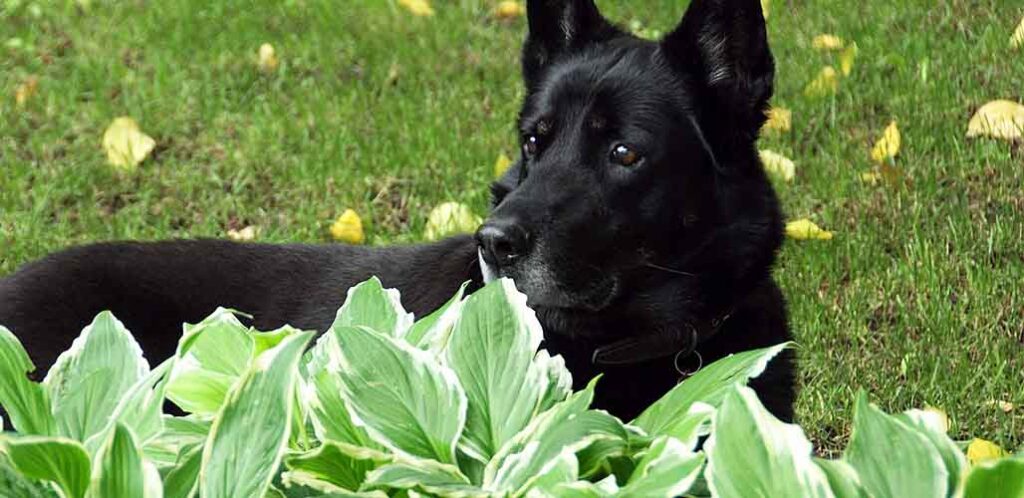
0;0;794;422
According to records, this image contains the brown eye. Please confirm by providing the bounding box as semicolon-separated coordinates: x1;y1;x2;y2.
610;144;641;166
523;135;539;157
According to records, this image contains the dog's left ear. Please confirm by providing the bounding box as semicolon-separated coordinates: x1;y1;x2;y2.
522;0;620;89
661;0;774;143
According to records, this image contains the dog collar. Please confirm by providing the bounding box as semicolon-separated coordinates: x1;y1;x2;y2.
590;308;734;366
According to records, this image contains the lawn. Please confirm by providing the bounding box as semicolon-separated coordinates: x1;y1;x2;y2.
1;0;1021;455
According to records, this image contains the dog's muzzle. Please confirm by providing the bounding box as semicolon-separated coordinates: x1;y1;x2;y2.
478;248;498;284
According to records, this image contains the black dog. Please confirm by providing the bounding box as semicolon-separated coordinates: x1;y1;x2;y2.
0;0;793;422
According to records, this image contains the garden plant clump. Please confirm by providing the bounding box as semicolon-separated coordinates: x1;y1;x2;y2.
0;278;1021;497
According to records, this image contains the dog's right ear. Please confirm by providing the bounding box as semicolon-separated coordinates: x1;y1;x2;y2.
522;0;620;89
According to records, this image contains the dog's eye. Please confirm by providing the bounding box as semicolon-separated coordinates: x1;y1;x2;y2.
610;144;642;167
522;135;540;158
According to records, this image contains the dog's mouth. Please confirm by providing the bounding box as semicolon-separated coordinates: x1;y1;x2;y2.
477;248;617;312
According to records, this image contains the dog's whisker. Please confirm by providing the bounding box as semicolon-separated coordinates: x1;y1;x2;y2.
644;262;697;277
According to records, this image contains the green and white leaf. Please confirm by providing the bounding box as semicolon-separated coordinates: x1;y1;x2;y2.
166;309;254;415
363;459;480;497
199;331;312;498
961;456;1024;498
549;476;619;498
617;436;704;498
705;385;834;498
632;343;789;438
333;325;466;465
161;444;202;498
332;277;413;338
815;459;870;498
844;391;947;498
405;282;468;350
44;312;150;443
282;441;390;492
86;359;174;455
0;326;55;436
897;409;966;497
89;423;148;498
0;456;60;498
301;332;375;447
3;436;91;498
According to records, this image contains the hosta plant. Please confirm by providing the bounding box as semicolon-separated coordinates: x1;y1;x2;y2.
0;277;1021;497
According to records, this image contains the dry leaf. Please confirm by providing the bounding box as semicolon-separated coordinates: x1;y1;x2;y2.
494;1;524;20
758;149;795;182
424;202;482;241
803;66;839;98
398;0;434;17
785;219;834;240
385;63;401;86
763;107;792;134
14;75;38;106
861;163;905;187
330;209;366;244
494;152;513;178
227;226;258;241
966;438;1009;465
760;0;770;20
812;34;845;51
966;100;1024;141
984;400;1015;413
102;117;156;171
258;43;279;73
1011;16;1024;49
840;42;858;76
870;121;901;164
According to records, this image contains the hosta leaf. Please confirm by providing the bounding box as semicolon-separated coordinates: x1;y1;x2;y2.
333;325;466;465
363;459;478;496
161;444;202;498
200;331;312;498
302;332;376;447
283;441;390;492
404;282;467;350
617;436;704;498
550;476;619;498
446;279;556;462
332;277;413;338
89;423;147;498
632;343;789;437
844;391;947;498
44;311;149;442
3;436;91;498
897;409;966;495
705;385;834;498
0;457;59;498
484;379;626;495
0;326;54;435
962;457;1024;498
815;459;870;498
521;449;579;496
166;309;254;415
95;359;174;451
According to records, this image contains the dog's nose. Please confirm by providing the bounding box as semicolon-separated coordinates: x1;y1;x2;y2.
476;220;530;266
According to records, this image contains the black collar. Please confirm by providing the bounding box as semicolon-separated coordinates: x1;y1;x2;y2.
590;308;734;366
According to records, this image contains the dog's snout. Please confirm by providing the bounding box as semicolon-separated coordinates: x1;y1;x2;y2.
476;220;530;266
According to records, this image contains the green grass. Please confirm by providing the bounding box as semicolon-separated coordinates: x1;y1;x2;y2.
1;0;1021;454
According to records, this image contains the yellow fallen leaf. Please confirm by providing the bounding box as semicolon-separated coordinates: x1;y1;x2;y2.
227;226;258;241
984;400;1015;413
966;100;1024;141
330;209;365;244
803;66;839;98
398;0;434;17
966;438;1009;465
102;117;156;171
860;171;882;185
762;107;792;134
14;75;38;106
923;407;950;433
494;1;524;20
785;219;833;240
424;202;482;241
840;42;858;76
1011;16;1024;49
870;121;901;164
493;153;513;178
258;43;279;73
812;34;845;51
760;0;770;20
758;149;795;182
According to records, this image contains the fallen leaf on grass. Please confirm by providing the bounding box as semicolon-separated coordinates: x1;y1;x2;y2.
966;100;1024;141
785;219;833;240
984;400;1015;413
840;42;858;76
812;34;845;51
14;75;38;106
227;226;258;241
398;0;434;17
330;209;365;244
102;117;156;171
966;438;1009;465
494;1;524;21
258;43;279;73
493;152;513;178
803;66;838;98
860;162;905;187
762;107;792;134
760;0;770;20
1011;16;1024;49
870;121;901;164
424;202;482;241
758;149;795;181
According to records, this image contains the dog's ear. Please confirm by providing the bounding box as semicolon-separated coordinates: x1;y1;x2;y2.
522;0;619;89
661;0;773;144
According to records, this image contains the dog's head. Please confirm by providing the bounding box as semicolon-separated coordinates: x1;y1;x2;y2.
478;0;783;362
